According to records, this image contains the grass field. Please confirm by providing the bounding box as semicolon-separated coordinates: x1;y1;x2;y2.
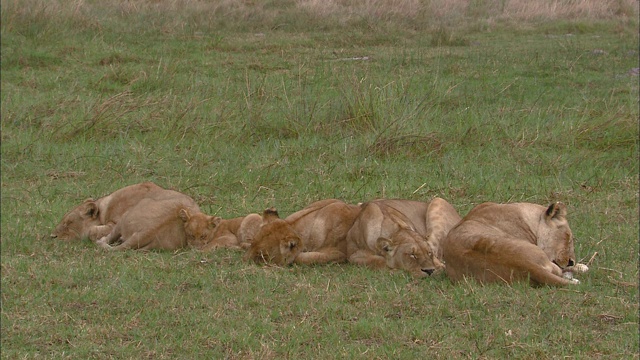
2;0;639;358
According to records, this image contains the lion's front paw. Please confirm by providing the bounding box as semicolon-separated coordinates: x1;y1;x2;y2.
96;236;112;249
572;263;589;273
562;271;574;280
562;271;581;284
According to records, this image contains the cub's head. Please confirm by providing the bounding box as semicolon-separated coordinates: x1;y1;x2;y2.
376;228;444;278
178;208;222;249
244;208;302;266
537;202;576;269
51;199;100;241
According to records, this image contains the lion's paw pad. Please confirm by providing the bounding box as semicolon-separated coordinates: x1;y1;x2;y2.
573;263;589;273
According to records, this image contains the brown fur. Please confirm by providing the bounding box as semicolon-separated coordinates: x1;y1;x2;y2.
178;209;261;251
243;208;302;266
284;199;361;265
368;198;462;260
241;199;360;265
346;199;456;278
442;202;588;286
95;190;200;251
51;182;165;241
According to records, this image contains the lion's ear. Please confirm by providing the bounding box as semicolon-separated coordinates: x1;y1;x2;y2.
262;207;280;224
178;209;191;222
84;201;99;219
209;216;222;229
545;202;567;220
376;237;393;253
387;211;413;231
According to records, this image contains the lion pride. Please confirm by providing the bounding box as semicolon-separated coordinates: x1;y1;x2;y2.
346;198;457;278
96;190;200;251
442;202;589;286
178;209;261;251
51;182;165;241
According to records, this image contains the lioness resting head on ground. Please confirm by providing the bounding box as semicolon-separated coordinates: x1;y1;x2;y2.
346;200;444;278
96;190;200;251
367;198;461;261
51;182;165;241
178;209;262;251
283;199;361;265
442;202;589;286
243;208;302;266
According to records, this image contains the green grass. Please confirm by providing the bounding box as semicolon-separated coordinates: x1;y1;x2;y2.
2;0;638;358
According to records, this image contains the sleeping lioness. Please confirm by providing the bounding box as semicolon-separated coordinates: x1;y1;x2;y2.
51;182;165;241
346;199;448;278
442;202;589;286
366;198;461;261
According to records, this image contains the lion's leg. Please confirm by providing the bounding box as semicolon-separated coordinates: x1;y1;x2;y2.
499;243;579;286
106;232;147;251
348;250;386;269
201;235;241;251
425;198;462;260
295;247;347;265
565;263;589;273
447;236;577;286
201;235;242;251
96;224;122;249
87;224;115;242
532;260;579;285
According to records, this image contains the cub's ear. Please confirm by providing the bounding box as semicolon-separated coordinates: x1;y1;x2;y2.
376;237;393;253
262;207;280;224
208;216;222;229
178;209;191;222
545;202;567;220
84;201;99;219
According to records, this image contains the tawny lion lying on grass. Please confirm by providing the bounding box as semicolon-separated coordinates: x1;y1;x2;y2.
243;199;361;266
243;208;303;266
51;182;165;242
178;209;262;250
346;198;459;278
95;190;200;251
442;202;589;286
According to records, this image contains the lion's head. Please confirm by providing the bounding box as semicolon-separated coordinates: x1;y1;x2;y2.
178;208;222;249
376;228;444;278
51;199;101;241
537;202;576;269
244;208;302;266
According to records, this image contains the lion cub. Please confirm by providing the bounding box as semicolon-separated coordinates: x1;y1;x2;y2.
442;202;589;286
243;200;361;266
243;208;303;266
178;209;261;251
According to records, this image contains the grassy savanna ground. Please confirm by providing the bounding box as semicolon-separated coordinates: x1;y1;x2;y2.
2;0;638;358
